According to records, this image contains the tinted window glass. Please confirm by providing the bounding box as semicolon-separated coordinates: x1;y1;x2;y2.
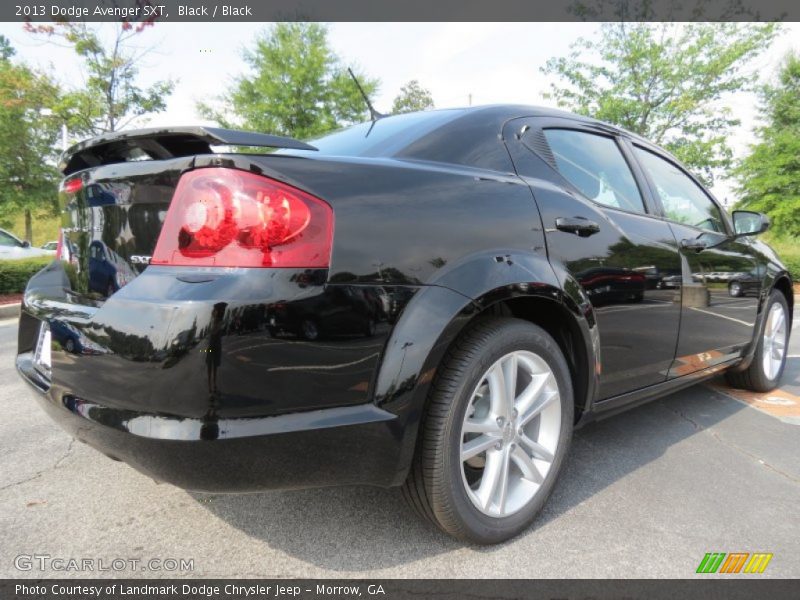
542;129;645;213
277;110;464;158
633;147;724;233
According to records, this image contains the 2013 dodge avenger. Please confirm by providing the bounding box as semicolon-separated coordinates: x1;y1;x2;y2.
17;106;793;543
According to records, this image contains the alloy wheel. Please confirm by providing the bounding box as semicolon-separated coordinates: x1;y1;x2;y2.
762;302;788;380
460;350;561;517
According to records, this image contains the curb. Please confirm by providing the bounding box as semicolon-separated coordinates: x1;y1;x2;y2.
0;303;20;320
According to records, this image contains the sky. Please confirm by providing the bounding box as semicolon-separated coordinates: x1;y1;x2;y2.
2;21;799;203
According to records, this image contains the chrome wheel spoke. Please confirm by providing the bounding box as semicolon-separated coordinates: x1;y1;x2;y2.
462;435;498;461
511;445;544;484
515;372;549;417
475;449;505;510
495;449;511;513
518;433;555;463
486;362;510;418
501;354;518;416
519;387;559;426
463;418;501;434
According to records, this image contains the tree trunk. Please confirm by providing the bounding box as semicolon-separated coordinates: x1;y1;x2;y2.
25;209;32;244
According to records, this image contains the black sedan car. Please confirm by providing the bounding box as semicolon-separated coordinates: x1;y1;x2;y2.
16;106;793;544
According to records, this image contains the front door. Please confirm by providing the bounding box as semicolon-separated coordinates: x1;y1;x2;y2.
629;144;761;376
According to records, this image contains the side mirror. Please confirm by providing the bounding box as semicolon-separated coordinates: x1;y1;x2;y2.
732;210;770;237
21;240;30;248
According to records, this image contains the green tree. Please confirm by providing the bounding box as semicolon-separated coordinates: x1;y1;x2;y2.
27;23;174;136
735;54;800;238
0;40;61;241
542;23;778;184
199;23;379;139
391;80;434;114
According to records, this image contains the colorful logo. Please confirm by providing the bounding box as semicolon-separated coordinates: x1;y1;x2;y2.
696;552;773;574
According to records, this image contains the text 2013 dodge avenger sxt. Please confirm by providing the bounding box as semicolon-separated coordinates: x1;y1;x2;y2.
17;106;793;543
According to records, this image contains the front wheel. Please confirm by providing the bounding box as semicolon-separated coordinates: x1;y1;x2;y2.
726;290;790;392
402;317;573;544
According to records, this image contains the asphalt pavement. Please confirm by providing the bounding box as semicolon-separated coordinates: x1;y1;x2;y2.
1;314;798;578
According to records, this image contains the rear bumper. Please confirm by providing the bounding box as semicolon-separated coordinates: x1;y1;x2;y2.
17;351;401;491
16;264;419;491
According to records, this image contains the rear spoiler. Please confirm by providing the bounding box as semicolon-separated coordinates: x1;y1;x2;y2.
60;126;318;175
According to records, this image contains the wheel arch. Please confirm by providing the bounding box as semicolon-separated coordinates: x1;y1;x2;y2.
773;273;794;321
374;254;599;486
730;270;793;373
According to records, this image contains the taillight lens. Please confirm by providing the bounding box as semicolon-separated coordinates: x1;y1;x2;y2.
151;168;333;268
60;177;83;194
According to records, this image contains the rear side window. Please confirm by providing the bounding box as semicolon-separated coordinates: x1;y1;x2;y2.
542;129;646;214
633;146;725;233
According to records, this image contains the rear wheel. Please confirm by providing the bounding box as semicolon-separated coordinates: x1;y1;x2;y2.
729;281;743;297
726;290;790;392
402;317;573;544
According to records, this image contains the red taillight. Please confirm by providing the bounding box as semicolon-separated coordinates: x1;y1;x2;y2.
60;177;83;194
151;168;333;268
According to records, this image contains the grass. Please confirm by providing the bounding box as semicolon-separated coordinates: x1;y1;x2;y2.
4;213;60;248
765;235;800;282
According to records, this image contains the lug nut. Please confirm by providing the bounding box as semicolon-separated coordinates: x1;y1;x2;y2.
496;416;505;426
512;409;518;419
494;442;502;451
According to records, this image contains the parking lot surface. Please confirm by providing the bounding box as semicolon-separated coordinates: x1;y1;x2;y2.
1;314;798;578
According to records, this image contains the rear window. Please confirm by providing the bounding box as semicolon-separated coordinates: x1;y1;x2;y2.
278;110;464;158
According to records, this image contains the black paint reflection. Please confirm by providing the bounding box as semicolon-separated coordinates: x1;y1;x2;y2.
576;267;646;307
206;302;227;394
29;266;419;420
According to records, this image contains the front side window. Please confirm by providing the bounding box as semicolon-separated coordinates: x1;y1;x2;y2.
633;147;725;233
541;129;646;214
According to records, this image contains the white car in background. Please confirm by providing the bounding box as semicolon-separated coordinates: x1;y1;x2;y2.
0;228;54;259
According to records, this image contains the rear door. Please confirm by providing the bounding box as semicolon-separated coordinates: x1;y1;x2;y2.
628;143;760;376
504;117;682;400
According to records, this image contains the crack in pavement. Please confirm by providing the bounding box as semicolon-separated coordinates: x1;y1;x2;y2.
0;436;77;491
660;401;800;485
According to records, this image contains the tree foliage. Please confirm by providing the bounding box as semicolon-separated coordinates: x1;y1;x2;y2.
198;23;379;139
391;80;434;114
542;23;778;184
735;54;800;238
26;22;174;136
0;40;61;239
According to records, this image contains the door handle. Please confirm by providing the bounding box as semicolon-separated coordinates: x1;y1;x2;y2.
680;238;707;252
555;217;600;237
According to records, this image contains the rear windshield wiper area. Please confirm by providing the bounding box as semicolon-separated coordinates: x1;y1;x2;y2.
60;126;318;175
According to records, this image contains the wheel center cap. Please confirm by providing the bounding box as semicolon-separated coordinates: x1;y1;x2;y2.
502;421;515;444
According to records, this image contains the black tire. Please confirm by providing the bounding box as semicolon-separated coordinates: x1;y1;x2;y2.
401;317;573;544
726;290;790;392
